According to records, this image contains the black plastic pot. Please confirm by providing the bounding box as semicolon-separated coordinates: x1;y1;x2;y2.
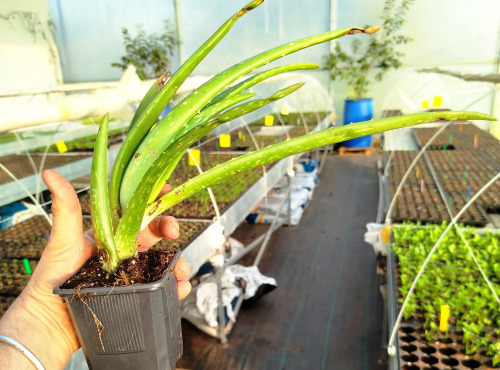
54;250;183;370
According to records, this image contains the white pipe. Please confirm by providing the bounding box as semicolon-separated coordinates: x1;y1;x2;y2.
0;70;304;133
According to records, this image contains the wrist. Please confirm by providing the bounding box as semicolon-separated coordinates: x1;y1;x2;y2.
0;285;79;369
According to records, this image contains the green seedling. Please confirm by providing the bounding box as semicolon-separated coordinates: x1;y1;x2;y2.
392;223;500;360
89;1;496;272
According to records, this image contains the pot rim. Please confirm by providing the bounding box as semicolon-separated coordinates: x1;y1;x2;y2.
53;249;181;297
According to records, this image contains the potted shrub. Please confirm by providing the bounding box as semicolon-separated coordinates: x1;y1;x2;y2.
111;20;179;80
53;1;494;369
325;0;414;148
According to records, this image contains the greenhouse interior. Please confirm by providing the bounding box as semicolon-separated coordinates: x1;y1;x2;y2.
0;0;499;369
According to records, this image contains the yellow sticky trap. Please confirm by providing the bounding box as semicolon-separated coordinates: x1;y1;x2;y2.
433;96;443;108
440;304;450;332
238;131;242;139
219;134;231;148
56;141;68;153
380;225;392;245
416;167;420;179
264;115;274;126
281;105;290;116
422;100;429;109
188;149;200;166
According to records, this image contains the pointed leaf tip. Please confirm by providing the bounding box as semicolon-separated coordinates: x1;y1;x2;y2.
242;0;264;12
364;26;381;34
346;26;380;35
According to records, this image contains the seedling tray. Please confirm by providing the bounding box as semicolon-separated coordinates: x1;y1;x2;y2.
0;258;36;296
390;225;500;369
0;216;51;258
387;151;494;226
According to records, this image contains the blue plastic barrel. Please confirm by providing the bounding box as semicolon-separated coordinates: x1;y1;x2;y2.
158;104;172;120
342;98;373;148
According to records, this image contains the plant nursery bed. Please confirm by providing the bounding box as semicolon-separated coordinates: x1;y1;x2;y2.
391;224;500;369
387;151;490;226
250;111;328;127
29;130;126;154
0;296;16;317
166;153;273;219
154;221;207;251
0;259;37;296
199;130;281;152
0;216;51;258
413;125;470;150
0;153;92;185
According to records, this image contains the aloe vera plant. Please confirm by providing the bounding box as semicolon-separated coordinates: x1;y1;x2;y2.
91;0;496;272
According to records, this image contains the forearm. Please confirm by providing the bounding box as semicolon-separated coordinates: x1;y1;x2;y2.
0;287;78;369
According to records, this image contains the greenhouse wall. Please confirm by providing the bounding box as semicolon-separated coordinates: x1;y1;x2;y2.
48;0;179;82
334;0;500;128
1;0;499;126
0;0;62;92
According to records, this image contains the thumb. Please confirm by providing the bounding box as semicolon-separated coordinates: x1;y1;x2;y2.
41;170;85;251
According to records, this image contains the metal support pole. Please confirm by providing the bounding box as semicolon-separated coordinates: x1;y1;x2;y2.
318;147;329;175
216;265;227;345
287;173;293;226
253;184;292;266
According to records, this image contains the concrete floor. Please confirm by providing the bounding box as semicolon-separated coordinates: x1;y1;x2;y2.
177;155;386;370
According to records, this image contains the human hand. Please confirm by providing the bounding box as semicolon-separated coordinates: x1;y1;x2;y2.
0;170;191;369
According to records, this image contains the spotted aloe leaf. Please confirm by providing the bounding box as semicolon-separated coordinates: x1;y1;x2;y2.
118;26;375;211
142;111;496;225
143;92;256;206
204;62;319;111
114;83;307;253
109;0;265;229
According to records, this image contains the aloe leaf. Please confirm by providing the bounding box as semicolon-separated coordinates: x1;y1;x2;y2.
114;83;306;251
206;63;318;109
129;72;171;130
146;93;255;204
150;83;304;204
108;0;264;228
143;111;496;224
176;93;255;139
90;114;119;272
120;26;373;210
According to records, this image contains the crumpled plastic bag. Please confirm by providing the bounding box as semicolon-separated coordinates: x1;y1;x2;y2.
364;223;391;256
193;265;276;327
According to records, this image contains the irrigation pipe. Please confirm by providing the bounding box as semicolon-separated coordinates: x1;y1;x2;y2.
387;171;500;356
13;132;39;185
383;151;394;177
36;122;66;202
0;163;52;226
275;112;292;140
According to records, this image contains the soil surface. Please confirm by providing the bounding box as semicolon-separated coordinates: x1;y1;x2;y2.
61;248;177;290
